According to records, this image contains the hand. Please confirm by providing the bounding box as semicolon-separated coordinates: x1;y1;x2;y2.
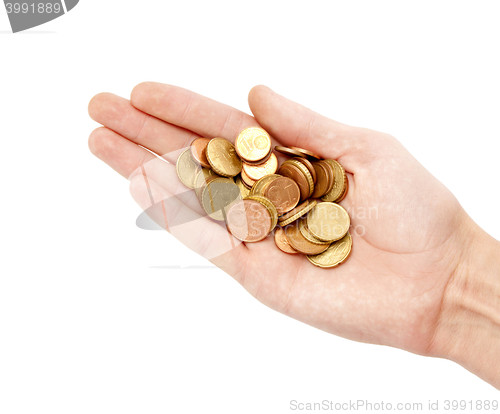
88;83;500;388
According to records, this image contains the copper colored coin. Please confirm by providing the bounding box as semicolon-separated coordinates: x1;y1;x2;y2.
250;174;281;196
240;169;256;188
283;222;331;255
190;138;211;168
294;157;317;183
263;176;300;215
242;153;278;181
311;161;331;198
286;159;314;198
246;195;279;231
319;160;335;194
274;228;299;254
278;162;310;201
290;146;321;160
274;146;304;158
226;199;272;242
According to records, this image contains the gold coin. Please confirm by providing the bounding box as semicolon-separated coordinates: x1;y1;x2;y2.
235;127;272;163
193;168;217;200
176;148;201;189
307;233;352;268
306;202;350;242
206;138;242;177
235;176;251;198
250;174;281;196
298;219;331;245
242;152;278;181
246;195;278;231
201;177;241;221
321;160;346;202
278;199;317;227
335;174;349;203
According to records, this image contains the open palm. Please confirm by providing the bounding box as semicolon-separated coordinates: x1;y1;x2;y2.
89;83;472;358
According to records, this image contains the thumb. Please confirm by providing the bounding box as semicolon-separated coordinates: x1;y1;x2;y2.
248;85;367;161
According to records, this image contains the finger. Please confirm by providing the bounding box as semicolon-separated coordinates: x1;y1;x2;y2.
130;82;259;141
248;85;367;160
88;127;155;178
89;127;206;215
88;92;198;157
129;173;249;279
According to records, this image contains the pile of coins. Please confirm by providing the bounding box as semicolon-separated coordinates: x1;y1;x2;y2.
176;127;352;268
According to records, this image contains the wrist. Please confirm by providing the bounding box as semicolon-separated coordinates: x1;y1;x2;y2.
429;218;500;388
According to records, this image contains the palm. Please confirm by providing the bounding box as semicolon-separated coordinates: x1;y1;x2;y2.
89;83;468;356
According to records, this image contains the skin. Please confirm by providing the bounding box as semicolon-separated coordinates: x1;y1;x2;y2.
88;83;500;388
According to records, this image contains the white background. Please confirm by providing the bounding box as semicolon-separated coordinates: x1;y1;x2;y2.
1;1;499;413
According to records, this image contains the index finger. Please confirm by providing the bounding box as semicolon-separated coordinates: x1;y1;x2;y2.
130;82;259;142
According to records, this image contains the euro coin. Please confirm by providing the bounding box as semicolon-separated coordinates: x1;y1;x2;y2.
278;199;317;226
306;202;350;242
278;161;311;201
274;227;299;254
190;137;212;169
250;174;281;196
201;177;241;221
263;176;300;215
335;174;349;203
298;218;331;245
241;169;256;188
290;146;321;160
246;195;278;231
321;160;346;202
226;199;272;242
294;157;317;183
311;161;331;198
274;145;304;158
286;159;314;198
235;176;251;198
283;222;331;255
242;152;278;181
235;127;272;163
307;233;352;268
194;168;217;200
176;148;201;189
206;138;242;177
